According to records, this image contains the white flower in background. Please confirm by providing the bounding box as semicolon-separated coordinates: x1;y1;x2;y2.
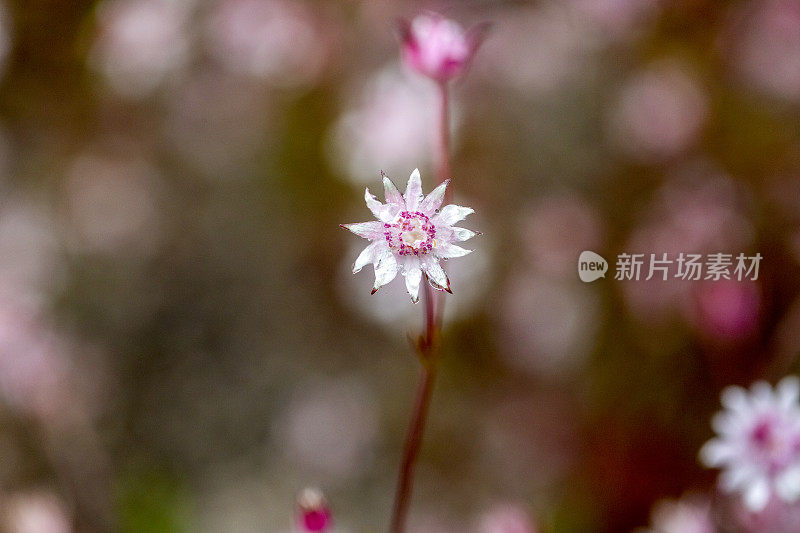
341;169;476;303
700;376;800;512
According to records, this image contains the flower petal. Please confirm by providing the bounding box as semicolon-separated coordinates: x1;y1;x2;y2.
382;171;404;207
778;376;800;409
450;227;477;241
434;204;474;226
435;242;472;259
404;168;424;212
372;250;399;292
419;179;449;214
404;263;423;303
776;465;800;503
365;188;395;223
423;259;451;293
353;242;380;273
341;221;385;240
743;477;771;512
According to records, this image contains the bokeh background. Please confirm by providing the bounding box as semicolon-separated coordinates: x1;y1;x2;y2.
0;0;799;531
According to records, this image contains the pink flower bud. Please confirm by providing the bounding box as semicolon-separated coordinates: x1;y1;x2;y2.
296;487;332;532
399;13;487;83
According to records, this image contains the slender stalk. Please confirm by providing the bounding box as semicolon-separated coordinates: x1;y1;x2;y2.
389;81;452;533
389;282;438;533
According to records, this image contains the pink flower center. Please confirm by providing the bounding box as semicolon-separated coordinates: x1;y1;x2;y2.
384;211;436;256
750;417;800;473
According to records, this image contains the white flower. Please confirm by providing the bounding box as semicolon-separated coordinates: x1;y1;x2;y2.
341;169;476;303
700;376;800;512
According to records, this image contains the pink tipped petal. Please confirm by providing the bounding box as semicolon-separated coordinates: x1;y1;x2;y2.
423;259;450;292
404;265;423;303
419;179;449;214
382;171;405;207
404;168;424;211
435;242;472;259
373;251;399;290
365;188;387;221
434;204;474;226
341;221;385;240
450;227;477;241
353;242;380;273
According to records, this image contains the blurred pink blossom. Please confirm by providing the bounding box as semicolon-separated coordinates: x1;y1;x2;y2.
498;272;599;377
518;194;604;276
607;60;708;162
205;0;330;88
620;164;753;322
278;378;378;482
399;13;485;83
642;494;714;533
476;504;536;533
0;300;72;421
296;487;331;532
3;491;72;533
725;0;800;102
701;377;800;512
688;280;761;343
90;0;191;98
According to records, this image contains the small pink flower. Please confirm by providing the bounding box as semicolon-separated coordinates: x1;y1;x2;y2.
700;377;800;512
341;169;477;303
296;487;332;532
399;13;487;83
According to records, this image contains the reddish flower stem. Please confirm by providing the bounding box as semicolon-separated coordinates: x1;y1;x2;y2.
389;81;452;533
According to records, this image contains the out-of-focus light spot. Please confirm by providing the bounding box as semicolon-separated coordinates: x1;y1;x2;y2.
498;272;598;377
619;163;753;322
642;494;713;533
0;300;72;422
688;280;761;343
725;0;800;102
607;60;708;163
278;378;378;482
62;152;162;256
3;491;71;533
205;0;329;88
476;504;536;533
328;67;439;185
479;395;577;493
477;5;595;95
519;194;603;277
164;72;273;176
0;200;63;307
567;0;659;43
90;0;192;99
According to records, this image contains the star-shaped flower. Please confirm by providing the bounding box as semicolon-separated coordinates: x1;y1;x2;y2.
341;169;477;303
700;376;800;512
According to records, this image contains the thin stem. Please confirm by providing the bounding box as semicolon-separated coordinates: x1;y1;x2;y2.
389;281;439;533
389;82;453;533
